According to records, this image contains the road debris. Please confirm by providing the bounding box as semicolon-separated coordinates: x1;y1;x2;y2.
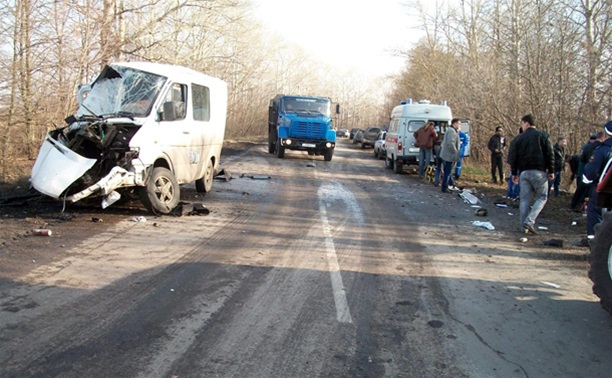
472;221;495;230
132;216;147;222
460;190;480;205
543;239;563;247
31;229;52;236
541;281;561;289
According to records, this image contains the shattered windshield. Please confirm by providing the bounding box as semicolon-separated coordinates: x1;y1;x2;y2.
78;65;167;118
282;97;331;116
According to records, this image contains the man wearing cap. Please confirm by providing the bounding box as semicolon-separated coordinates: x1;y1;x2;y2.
507;114;554;234
570;132;602;210
582;122;612;240
488;126;506;184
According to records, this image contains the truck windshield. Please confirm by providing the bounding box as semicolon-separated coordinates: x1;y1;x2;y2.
78;65;166;118
282;97;331;116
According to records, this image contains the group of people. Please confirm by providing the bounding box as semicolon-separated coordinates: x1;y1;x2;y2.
502;115;612;239
413;119;468;193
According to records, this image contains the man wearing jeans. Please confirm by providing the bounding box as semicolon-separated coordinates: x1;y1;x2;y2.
439;119;461;193
507;114;554;234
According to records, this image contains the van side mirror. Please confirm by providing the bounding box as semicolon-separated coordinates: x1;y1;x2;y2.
162;101;176;121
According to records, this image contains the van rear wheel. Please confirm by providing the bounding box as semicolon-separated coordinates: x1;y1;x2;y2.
195;159;214;193
393;160;403;174
385;155;393;169
140;167;180;214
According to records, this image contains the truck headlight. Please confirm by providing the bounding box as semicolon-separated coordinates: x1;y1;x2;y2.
286;139;292;145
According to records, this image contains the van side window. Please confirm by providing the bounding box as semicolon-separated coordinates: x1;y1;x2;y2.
192;84;210;121
162;83;187;120
408;120;425;132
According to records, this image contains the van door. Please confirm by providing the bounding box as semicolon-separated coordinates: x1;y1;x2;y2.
157;82;203;183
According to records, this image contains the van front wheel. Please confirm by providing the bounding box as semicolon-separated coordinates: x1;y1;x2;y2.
140;167;180;214
195;159;214;193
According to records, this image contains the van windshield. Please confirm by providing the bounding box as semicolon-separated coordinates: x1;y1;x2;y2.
282;97;331;116
78;65;167;118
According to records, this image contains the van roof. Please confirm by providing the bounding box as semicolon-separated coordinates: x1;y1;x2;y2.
391;103;452;120
110;62;226;88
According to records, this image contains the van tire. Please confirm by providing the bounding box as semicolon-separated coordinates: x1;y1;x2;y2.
140;167;180;214
195;159;214;193
276;139;285;158
324;148;334;161
385;155;393;169
393;160;403;174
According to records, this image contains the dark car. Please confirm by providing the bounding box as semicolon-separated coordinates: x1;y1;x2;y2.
337;128;349;138
352;130;364;144
350;128;361;139
361;127;381;149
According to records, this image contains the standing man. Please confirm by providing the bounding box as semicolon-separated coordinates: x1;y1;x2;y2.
455;129;469;180
488;126;506;184
548;136;566;197
439;119;461;193
570;132;600;210
413;121;438;179
582;121;612;240
507;114;554;234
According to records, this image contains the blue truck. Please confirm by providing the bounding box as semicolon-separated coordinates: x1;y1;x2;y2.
268;95;337;161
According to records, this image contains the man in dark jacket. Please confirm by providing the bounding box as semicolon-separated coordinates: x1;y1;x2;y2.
548;136;566;197
570;132;602;210
507;114;554;234
582;121;612;239
488;126;506;184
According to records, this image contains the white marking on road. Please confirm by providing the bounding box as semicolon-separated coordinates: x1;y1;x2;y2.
318;198;353;324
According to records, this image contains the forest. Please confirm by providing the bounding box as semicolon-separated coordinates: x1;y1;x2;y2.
1;0;611;182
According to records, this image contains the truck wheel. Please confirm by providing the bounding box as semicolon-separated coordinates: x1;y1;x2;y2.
393;160;403;174
268;129;277;154
324;148;334;162
140;167;180;214
385;155;393;169
268;140;275;154
589;211;612;315
195;158;214;193
276;139;285;158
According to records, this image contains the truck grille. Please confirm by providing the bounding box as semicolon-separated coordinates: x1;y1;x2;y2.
294;121;326;139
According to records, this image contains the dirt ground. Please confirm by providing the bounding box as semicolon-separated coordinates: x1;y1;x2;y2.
0;141;590;283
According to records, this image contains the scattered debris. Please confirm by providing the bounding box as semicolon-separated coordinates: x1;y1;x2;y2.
541;281;561;289
31;229;52;236
306;162;316;168
132;216;147;222
472;221;495;230
171;201;210;216
474;208;488;217
214;168;233;181
494;203;508;208
91;217;103;223
538;226;548;230
519;237;528;243
543;239;564;247
460;190;480;205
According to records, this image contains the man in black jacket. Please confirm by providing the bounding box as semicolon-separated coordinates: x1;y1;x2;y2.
488;126;506;184
548;136;566;197
507;114;554;234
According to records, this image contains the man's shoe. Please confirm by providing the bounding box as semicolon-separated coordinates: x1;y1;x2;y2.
523;223;538;234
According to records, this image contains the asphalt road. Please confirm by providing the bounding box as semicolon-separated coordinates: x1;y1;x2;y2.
1;139;611;377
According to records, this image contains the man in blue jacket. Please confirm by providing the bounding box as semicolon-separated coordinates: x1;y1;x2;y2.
583;121;612;239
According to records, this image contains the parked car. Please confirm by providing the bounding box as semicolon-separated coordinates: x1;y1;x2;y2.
373;131;387;159
352;129;364;144
361;127;381;149
337;128;349;138
350;128;361;139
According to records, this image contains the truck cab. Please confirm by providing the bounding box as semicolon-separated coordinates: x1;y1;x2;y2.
268;95;337;161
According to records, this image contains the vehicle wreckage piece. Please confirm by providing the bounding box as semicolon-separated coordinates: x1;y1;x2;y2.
30;62;228;214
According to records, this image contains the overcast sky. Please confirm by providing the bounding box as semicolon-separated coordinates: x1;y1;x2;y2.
253;0;425;77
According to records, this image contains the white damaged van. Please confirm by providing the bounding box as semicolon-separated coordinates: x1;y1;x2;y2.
384;99;452;173
30;62;228;214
